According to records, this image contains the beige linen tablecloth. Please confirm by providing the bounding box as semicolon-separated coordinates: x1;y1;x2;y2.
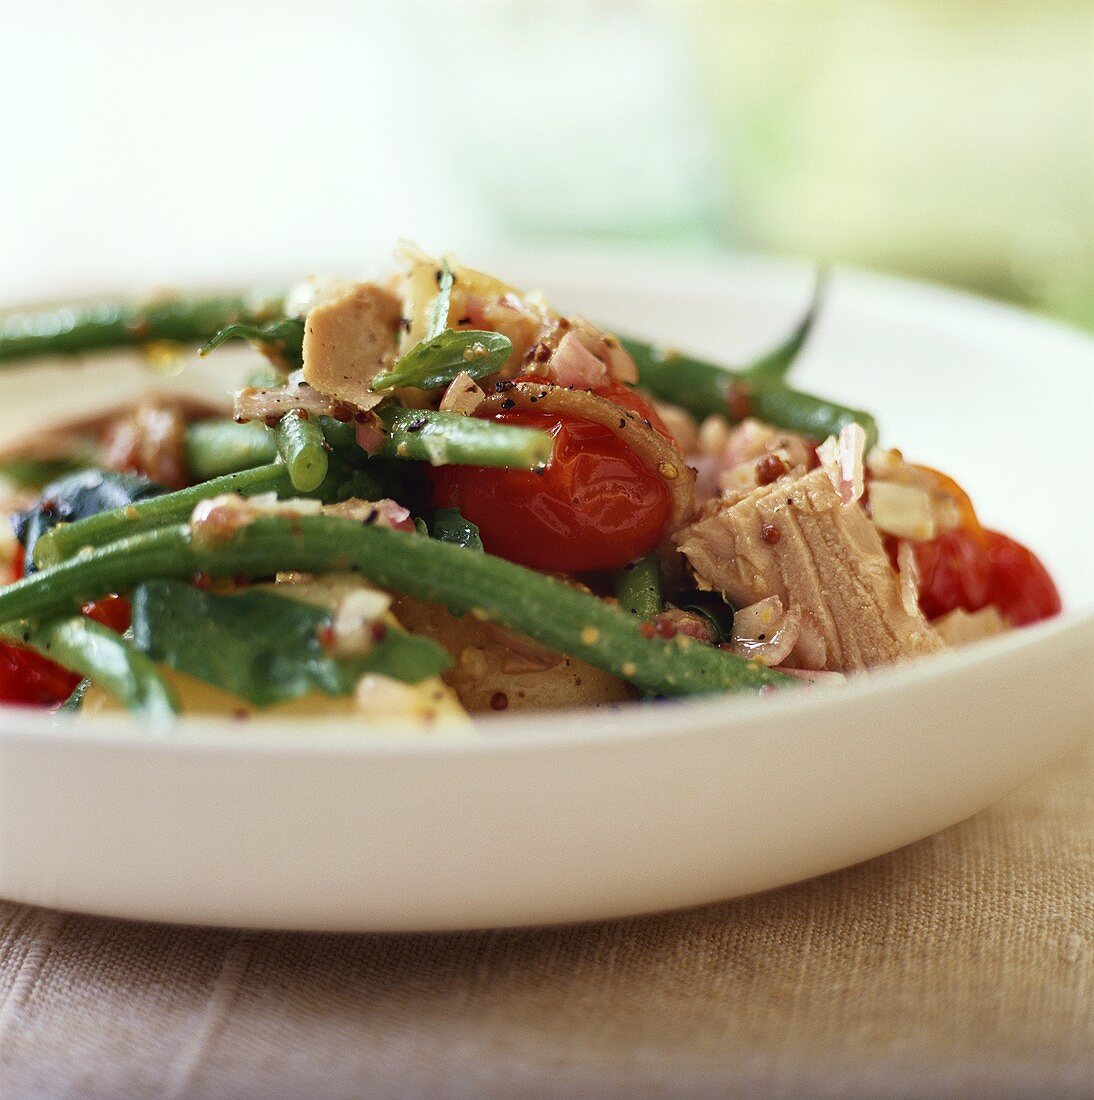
0;739;1091;1100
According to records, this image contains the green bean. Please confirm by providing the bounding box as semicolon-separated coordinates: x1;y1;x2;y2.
0;616;178;719
185;420;277;480
738;269;827;385
750;385;878;450
189;409;552;475
275;412;329;492
622;337;878;449
0;518;789;697
0;294;278;363
614;553;662;620
620;339;733;421
378;407;552;469
33;463;293;569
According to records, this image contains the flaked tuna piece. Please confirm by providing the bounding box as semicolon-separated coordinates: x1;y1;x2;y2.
675;467;943;672
301;282;402;410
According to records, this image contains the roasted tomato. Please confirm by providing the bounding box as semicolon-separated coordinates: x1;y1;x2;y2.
912;527;1060;627
430;403;671;573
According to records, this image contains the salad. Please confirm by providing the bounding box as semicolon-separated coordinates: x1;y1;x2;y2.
0;249;1061;725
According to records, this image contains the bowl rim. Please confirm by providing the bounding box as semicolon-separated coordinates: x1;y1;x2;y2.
1;611;1089;755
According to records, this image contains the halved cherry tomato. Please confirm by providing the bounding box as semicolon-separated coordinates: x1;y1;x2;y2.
83;593;131;633
912;527;1060;627
0;548;131;707
0;644;80;707
429;405;671;573
979;530;1060;626
594;379;671;439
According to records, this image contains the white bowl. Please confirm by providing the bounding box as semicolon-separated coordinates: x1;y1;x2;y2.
0;254;1090;931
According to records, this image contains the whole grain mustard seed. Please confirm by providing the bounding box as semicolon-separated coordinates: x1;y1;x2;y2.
580;626;601;645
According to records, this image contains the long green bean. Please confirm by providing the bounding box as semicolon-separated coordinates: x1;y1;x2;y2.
623;338;878;449
0;294;277;363
275;412;328;492
378;407;553;469
739;270;827;385
0;518;789;697
32;463;293;568
184;420;278;480
189;409;552;474
0;617;178;718
750;384;878;450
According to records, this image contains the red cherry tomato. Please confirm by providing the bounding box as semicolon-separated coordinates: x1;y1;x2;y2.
594;380;671;439
0;644;80;707
83;594;132;633
979;529;1061;626
0;548;131;707
912;527;1060;627
430;406;671;573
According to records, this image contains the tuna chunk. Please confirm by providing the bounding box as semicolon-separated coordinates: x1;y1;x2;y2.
301;282;402;410
675;468;943;671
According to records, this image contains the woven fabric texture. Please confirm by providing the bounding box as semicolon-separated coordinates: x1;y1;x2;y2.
0;740;1091;1100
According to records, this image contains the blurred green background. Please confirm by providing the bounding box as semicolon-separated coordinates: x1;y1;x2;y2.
2;0;1090;329
439;0;1093;329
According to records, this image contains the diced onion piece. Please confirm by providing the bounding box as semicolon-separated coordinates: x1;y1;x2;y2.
545;331;609;389
439;371;486;416
322;497;415;532
328;589;392;657
817;423;866;505
650;400;698;453
355;413;386;455
895;539;922;618
870;480;936;541
234;381;345;422
354;673;469;728
697;415;731;458
932;606;1008;647
780;668;846;686
729;595;802;667
865;446;904;480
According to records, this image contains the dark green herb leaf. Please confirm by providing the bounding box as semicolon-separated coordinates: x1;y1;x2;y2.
131;580;450;708
430;508;483;551
60;678;90;712
371;329;512;392
199;317;305;371
427;261;455;340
